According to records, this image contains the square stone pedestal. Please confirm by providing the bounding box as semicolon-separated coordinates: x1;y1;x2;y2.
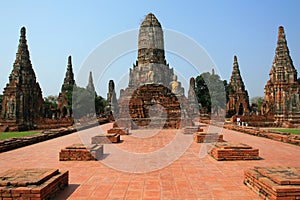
0;168;68;200
107;127;129;135
91;134;120;144
244;167;300;200
193;132;224;143
59;143;103;161
209;142;260;161
183;126;203;134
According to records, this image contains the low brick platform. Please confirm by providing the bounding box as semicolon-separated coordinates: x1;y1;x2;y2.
183;126;203;134
193;132;224;143
0;168;68;200
59;143;103;161
91;134;120;144
107;127;129;135
209;142;260;161
244;167;300;200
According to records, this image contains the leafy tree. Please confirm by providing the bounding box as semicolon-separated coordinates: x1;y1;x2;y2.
44;95;58;118
95;95;106;115
250;96;264;111
195;72;226;115
72;86;107;119
297;77;300;84
62;84;75;112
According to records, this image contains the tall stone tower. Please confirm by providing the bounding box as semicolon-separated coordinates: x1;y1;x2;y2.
86;71;95;93
261;26;300;124
0;27;44;131
57;56;76;118
129;13;175;87
116;13;191;129
226;55;250;117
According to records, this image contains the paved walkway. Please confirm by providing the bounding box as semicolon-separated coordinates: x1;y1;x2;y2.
0;123;300;199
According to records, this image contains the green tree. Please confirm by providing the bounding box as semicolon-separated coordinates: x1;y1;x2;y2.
195;72;226;115
44;95;58;118
95;95;107;116
71;86;107;119
250;96;264;111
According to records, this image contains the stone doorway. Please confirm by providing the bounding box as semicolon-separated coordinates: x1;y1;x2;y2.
238;103;244;115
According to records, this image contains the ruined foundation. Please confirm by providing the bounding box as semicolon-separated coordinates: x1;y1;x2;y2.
209;142;260;161
0;168;68;200
244;166;300;200
59;143;103;161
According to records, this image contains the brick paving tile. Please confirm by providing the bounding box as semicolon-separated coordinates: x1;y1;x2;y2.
0;122;300;199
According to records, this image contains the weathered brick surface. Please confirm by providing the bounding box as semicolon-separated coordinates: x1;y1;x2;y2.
209;142;260;161
0;169;68;200
91;134;120;144
244;167;300;200
107;127;129;135
59;143;103;161
193;132;224;143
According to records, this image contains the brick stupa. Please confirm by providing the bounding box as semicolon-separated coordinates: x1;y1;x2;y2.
0;27;44;131
115;13;192;129
261;26;300;125
226;55;250;117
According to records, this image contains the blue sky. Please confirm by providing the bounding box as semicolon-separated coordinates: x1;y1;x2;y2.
0;1;299;99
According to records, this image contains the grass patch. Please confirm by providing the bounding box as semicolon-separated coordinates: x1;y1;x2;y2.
0;131;40;140
269;129;300;135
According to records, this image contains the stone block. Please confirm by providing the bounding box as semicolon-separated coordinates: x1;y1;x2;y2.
91;134;120;144
183;126;203;134
59;143;103;161
0;168;68;200
209;142;260;161
244;166;300;199
107;127;129;135
193;132;224;143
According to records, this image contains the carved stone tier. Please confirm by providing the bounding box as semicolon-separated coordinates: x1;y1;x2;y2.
244;167;300;200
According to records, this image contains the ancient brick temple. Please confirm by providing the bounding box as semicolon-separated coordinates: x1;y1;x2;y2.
261;26;300;125
0;27;44;131
116;13;192;129
86;71;95;93
105;80;118;118
226;55;250;117
57;56;76;118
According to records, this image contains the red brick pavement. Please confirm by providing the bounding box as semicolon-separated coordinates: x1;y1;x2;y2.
0;123;299;199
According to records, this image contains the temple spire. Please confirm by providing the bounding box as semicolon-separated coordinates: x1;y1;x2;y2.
271;26;296;82
137;13;166;65
1;27;44;130
229;55;246;93
14;27;33;71
62;55;75;90
86;71;95;92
